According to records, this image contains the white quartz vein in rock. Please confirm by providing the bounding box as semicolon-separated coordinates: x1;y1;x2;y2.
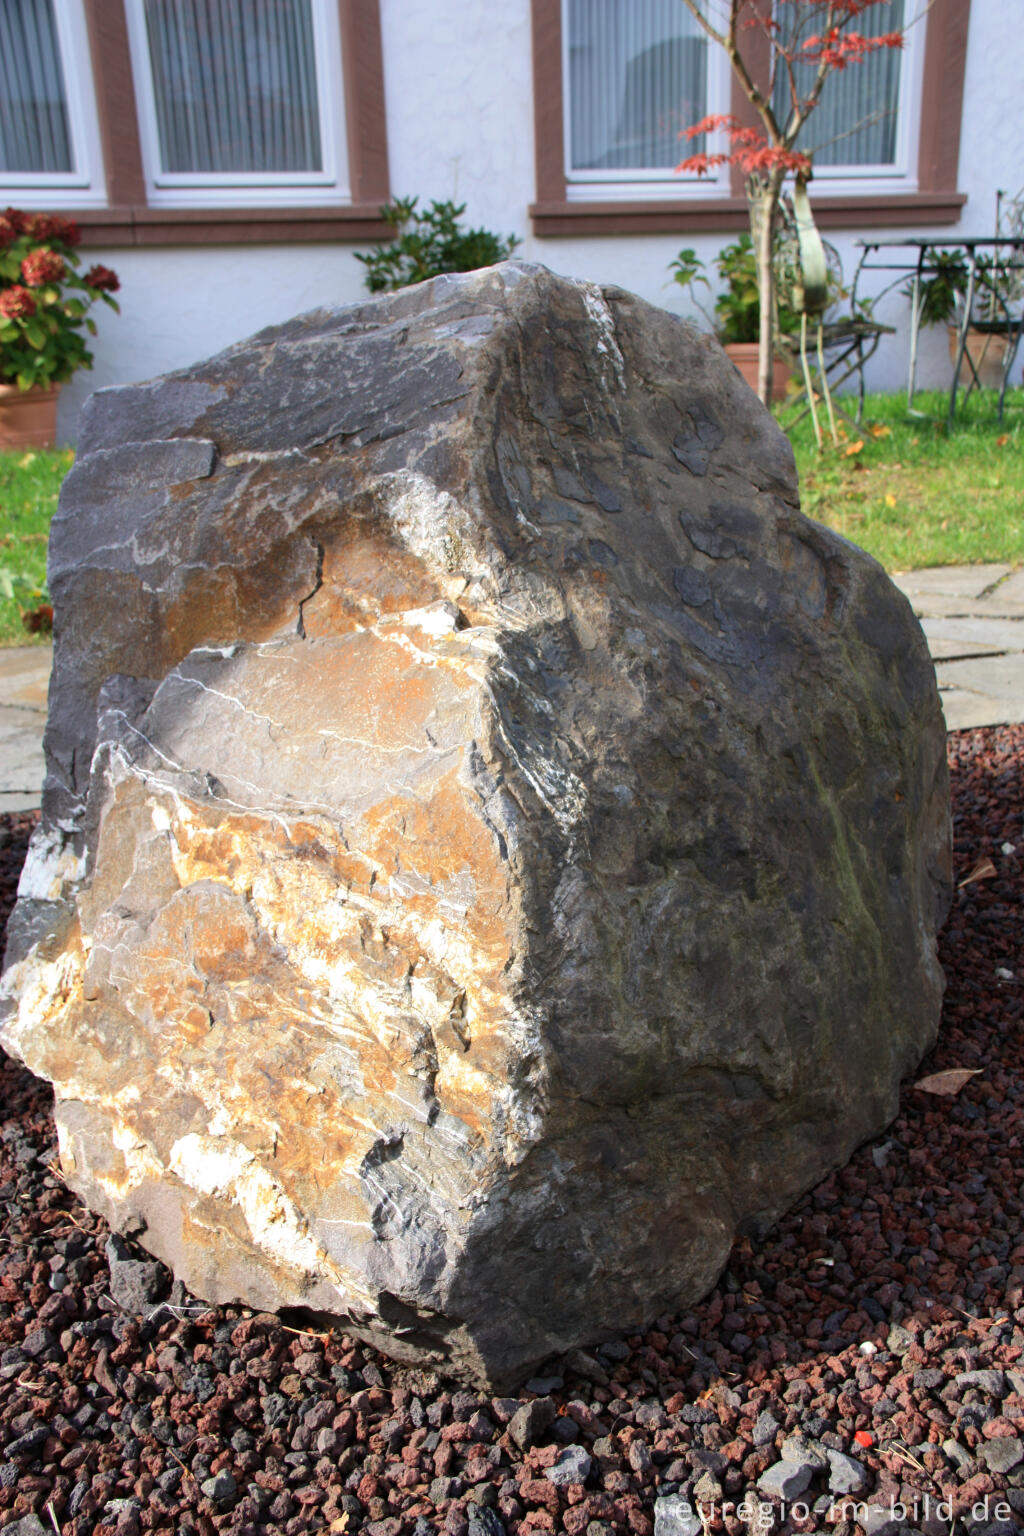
168;1131;359;1297
578;282;626;392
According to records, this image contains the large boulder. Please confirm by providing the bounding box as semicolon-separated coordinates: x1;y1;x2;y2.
1;263;951;1387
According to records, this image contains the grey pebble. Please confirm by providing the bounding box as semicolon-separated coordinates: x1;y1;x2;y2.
523;1375;564;1394
104;1233;167;1312
781;1434;827;1469
753;1409;780;1447
757;1459;814;1499
981;1437;1023;1474
1;1518;49;1536
653;1494;704;1536
429;1475;463;1503
636;1400;669;1429
508;1395;556;1450
955;1369;1006;1397
545;1444;592;1486
200;1471;237;1501
466;1510;506;1536
826;1448;870;1496
859;1508;923;1536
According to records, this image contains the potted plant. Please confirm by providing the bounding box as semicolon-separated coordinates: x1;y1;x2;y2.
356;197;519;292
0;208;120;449
671;235;798;401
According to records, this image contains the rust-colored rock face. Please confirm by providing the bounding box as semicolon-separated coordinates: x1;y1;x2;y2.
0;264;951;1387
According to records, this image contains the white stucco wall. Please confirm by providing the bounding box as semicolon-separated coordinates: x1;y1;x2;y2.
52;0;1024;442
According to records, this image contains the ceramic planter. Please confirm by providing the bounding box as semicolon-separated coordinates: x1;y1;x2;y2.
0;383;59;450
723;342;792;403
947;325;1013;391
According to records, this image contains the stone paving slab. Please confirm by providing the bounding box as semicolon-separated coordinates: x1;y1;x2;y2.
993;568;1024;604
935;653;1024;705
927;637;1005;662
0;645;51;812
892;564;1012;601
935;687;1024;732
920;616;1024;655
901;592;1024;621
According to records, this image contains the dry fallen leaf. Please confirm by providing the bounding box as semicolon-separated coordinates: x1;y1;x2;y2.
958;856;997;888
996;433;1010;447
884;493;897;508
844;440;864;457
912;1068;981;1096
870;423;892;438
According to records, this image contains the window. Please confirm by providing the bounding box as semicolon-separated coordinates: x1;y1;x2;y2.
0;0;392;243
772;0;924;190
125;0;349;205
0;0;106;204
564;0;728;199
531;0;968;235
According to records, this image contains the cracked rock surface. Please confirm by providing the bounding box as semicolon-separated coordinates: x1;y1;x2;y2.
0;262;950;1388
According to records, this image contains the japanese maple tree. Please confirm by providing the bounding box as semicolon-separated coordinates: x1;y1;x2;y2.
677;0;906;403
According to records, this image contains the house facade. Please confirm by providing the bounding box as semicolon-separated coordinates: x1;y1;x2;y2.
1;0;1020;442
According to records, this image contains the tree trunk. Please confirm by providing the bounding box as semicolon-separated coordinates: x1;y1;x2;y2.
748;174;785;409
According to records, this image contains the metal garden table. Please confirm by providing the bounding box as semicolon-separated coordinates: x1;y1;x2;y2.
854;235;1024;424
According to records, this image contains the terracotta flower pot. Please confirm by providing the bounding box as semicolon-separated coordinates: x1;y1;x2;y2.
723;342;792;403
0;383;60;450
947;325;1012;391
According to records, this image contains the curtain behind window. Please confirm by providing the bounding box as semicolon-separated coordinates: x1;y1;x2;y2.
143;0;323;174
0;0;73;174
774;0;905;167
567;0;707;172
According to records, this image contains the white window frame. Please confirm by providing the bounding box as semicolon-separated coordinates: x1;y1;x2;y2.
124;0;351;207
0;0;106;208
561;0;733;202
780;0;927;198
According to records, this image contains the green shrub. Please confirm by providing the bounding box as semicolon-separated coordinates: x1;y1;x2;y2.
356;198;519;293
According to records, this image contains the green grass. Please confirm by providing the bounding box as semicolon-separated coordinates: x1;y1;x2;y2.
786;386;1024;572
0;447;72;645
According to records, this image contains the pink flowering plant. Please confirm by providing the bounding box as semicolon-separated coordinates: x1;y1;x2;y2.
0;207;120;391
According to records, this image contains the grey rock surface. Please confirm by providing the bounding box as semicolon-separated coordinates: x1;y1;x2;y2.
781;1434;827;1468
653;1495;704;1536
2;1518;50;1536
753;1409;780;1447
859;1508;917;1536
826;1447;871;1495
981;1437;1023;1474
0;262;951;1388
955;1369;1006;1396
104;1232;168;1312
757;1459;814;1499
545;1444;592;1485
466;1510;506;1536
508;1396;557;1450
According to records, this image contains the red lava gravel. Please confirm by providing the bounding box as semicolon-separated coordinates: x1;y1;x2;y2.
0;726;1022;1536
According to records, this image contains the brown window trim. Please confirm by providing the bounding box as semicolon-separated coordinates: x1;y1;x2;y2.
530;0;969;238
72;205;395;249
69;0;392;248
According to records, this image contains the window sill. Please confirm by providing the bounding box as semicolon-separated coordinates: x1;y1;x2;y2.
70;203;395;247
530;189;966;238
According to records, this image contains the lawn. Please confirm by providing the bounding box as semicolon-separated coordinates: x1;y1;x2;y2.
787;386;1024;572
0;447;71;646
0;391;1021;646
